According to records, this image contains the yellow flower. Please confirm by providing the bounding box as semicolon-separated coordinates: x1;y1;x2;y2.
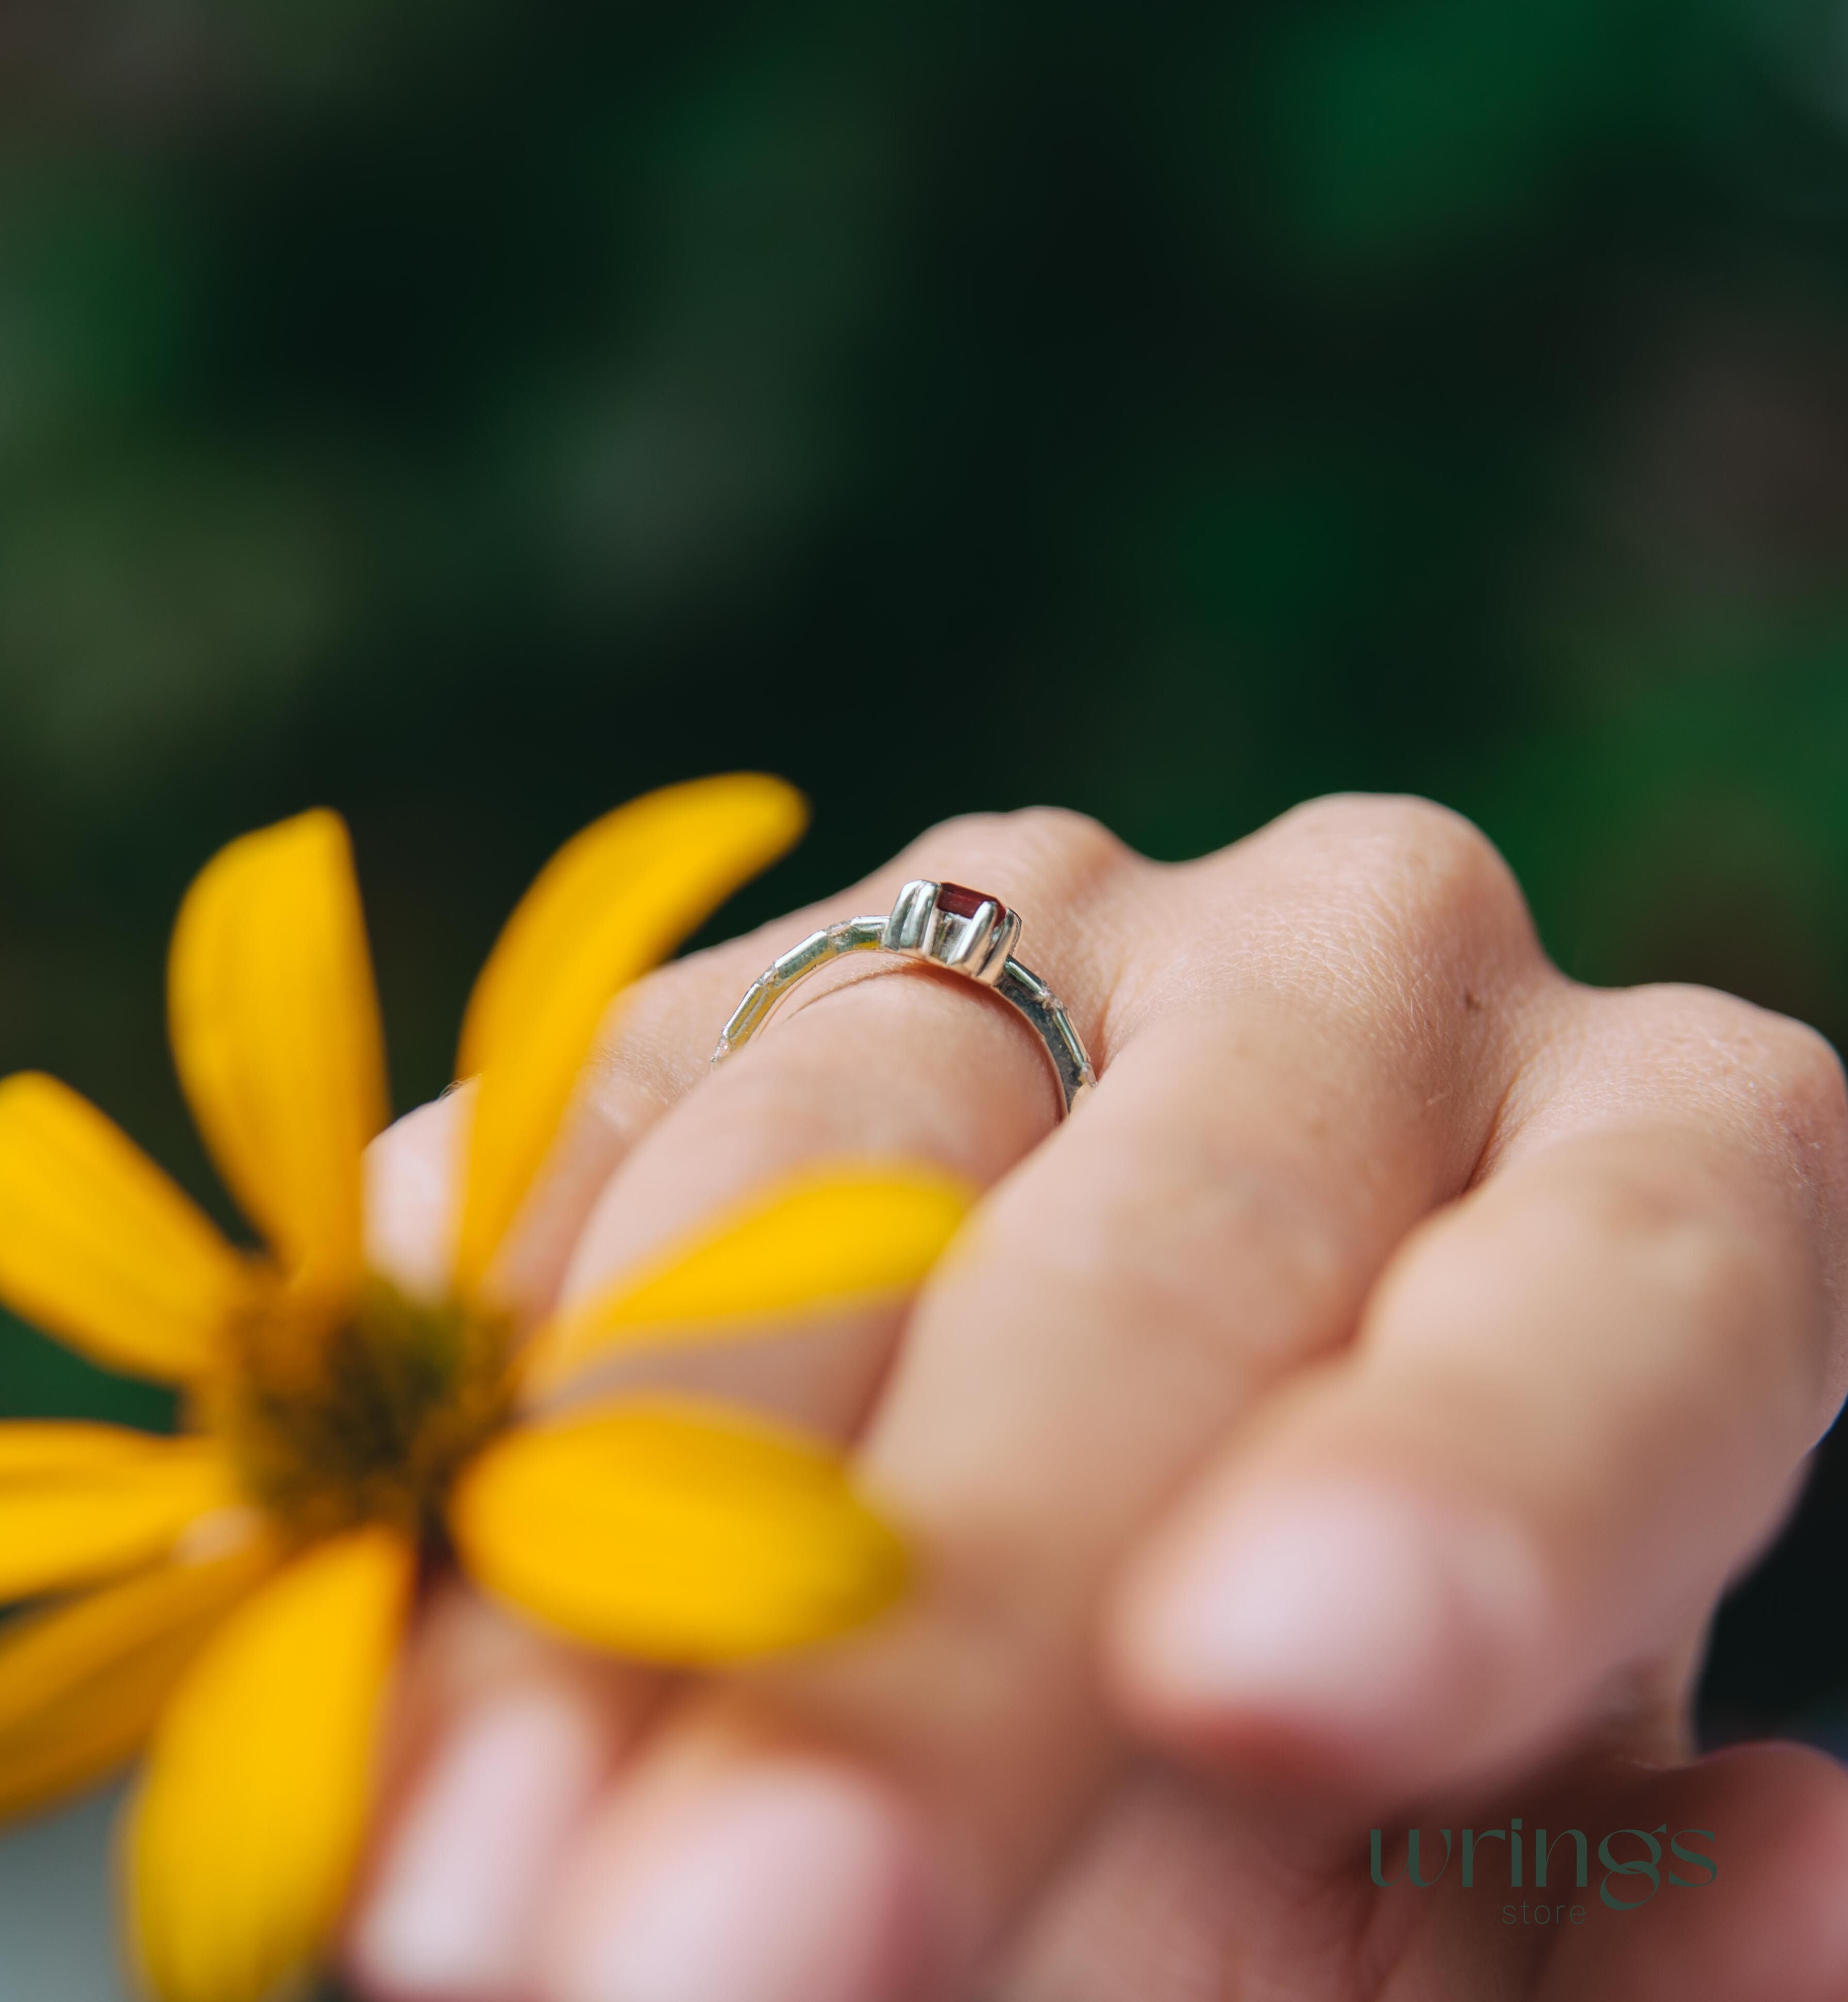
0;776;972;2002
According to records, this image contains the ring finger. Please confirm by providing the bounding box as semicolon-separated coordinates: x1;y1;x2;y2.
348;806;1146;1998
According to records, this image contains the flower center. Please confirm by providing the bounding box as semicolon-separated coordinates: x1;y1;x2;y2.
204;1277;515;1543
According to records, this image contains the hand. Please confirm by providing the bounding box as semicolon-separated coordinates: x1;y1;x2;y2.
344;795;1848;2002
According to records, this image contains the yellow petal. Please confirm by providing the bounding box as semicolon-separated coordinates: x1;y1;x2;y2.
0;1425;242;1603
450;1395;906;1664
130;1527;413;2002
454;775;808;1293
0;1073;249;1382
0;1536;276;1827
528;1163;975;1390
168;810;388;1295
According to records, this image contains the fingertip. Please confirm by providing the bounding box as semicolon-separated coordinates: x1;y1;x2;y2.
365;1095;470;1302
347;1673;622;2000
1107;1479;1551;1795
539;1747;949;2002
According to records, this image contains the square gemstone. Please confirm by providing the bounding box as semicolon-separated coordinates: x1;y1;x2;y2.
936;881;1007;923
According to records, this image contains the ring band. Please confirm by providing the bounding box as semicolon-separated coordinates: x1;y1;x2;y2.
710;879;1097;1116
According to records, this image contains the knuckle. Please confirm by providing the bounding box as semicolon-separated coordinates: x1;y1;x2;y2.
1284;793;1527;935
1573;989;1848;1397
992;1136;1360;1374
1565;1160;1812;1384
1431;1147;1793;1374
1574;1168;1765;1311
1245;794;1542;1029
1605;985;1848;1151
1755;1014;1848;1137
904;804;1132;898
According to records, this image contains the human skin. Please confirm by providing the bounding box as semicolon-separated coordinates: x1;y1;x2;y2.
342;795;1848;2002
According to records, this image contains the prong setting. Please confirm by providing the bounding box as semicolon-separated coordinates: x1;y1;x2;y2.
879;880;1021;986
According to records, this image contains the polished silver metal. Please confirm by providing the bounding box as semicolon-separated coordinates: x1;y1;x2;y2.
710;879;1096;1115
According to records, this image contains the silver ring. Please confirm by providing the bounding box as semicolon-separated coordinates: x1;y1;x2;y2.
710;879;1097;1116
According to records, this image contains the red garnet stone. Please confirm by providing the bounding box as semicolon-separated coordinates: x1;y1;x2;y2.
936;882;1007;923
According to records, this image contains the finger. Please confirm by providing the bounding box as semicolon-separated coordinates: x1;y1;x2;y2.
526;800;1547;2002
1532;1743;1848;2002
987;1742;1848;2002
1312;1743;1848;2002
1113;982;1848;1804
362;806;1098;1323
352;816;1104;1999
351;808;1146;2000
346;878;1029;1998
345;1584;648;2001
356;1104;660;1999
508;809;1137;1460
555;809;1131;1284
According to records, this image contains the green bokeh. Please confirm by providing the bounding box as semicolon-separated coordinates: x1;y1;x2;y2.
3;0;1847;1720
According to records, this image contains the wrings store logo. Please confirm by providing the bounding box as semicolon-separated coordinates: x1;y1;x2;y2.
1370;1820;1718;1926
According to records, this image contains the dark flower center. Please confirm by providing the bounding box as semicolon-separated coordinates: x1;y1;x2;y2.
205;1277;515;1543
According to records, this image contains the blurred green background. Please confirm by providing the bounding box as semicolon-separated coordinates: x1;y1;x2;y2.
2;0;1846;1734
